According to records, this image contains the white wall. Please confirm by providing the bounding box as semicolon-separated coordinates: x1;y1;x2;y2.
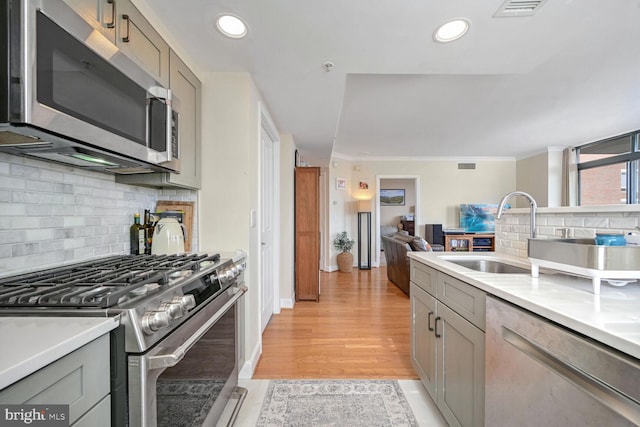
326;158;355;271
199;72;263;379
516;148;564;208
279;134;296;307
327;157;516;267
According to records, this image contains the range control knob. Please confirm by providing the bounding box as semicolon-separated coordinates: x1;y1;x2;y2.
218;267;237;283
172;295;196;313
158;301;184;319
141;310;171;334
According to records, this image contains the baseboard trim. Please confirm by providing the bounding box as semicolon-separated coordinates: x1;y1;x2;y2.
239;340;262;379
280;298;294;309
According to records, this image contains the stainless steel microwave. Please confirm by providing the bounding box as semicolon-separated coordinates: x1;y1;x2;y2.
0;0;180;174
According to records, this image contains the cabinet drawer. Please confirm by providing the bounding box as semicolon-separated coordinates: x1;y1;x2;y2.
0;335;110;425
410;261;437;296
437;273;486;330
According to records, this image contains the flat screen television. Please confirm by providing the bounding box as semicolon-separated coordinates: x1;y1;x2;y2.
459;203;507;233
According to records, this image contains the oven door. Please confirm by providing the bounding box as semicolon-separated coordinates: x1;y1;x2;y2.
127;285;246;427
8;0;177;170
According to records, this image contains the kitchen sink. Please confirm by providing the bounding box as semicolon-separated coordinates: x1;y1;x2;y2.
443;258;530;274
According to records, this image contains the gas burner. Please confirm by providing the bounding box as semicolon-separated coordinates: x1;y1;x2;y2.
0;253;221;308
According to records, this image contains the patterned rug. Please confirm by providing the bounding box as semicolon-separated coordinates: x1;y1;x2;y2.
256;380;418;427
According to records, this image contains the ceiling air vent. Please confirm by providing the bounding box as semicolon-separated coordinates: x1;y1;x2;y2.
494;0;547;17
458;163;476;170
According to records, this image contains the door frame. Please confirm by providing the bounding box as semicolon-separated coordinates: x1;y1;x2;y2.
259;104;281;319
375;175;421;267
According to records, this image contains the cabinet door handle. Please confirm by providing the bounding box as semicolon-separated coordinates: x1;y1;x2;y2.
434;316;442;338
105;0;115;28
122;14;130;42
427;311;434;331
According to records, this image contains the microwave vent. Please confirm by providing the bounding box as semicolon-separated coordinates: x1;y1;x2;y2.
111;167;155;175
458;162;476;170
0;131;51;147
494;0;547;17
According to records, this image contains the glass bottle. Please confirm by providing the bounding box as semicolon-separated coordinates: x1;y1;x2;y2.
143;209;154;254
129;213;144;255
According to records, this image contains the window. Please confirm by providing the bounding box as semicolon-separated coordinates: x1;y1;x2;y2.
576;132;640;205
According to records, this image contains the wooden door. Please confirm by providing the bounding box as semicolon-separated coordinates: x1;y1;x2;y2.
295;167;320;301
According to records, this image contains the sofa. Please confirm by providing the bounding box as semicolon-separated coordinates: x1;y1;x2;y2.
381;232;433;296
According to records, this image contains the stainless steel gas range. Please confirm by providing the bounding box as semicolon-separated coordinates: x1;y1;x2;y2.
0;253;247;427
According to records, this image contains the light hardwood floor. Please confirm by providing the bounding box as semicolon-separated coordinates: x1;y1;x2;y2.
253;266;418;379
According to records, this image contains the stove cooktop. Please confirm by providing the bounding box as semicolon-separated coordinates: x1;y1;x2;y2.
0;253;221;309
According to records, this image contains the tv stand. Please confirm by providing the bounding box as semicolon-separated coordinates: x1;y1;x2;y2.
444;234;495;252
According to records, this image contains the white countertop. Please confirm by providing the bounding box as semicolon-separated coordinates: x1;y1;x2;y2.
407;251;640;360
0;316;120;390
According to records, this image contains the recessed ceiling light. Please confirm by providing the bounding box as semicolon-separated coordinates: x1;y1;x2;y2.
216;14;247;39
433;19;470;43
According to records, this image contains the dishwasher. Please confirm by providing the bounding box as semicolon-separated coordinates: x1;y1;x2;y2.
485;296;640;426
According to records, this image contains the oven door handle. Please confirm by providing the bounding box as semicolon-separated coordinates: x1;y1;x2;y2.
147;286;247;370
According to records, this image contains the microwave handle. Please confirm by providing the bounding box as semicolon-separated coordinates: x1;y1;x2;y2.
147;86;173;163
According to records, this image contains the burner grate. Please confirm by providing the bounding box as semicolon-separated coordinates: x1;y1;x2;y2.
0;253;220;308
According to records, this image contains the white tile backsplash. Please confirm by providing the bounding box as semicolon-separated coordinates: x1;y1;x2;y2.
496;208;640;258
0;153;198;275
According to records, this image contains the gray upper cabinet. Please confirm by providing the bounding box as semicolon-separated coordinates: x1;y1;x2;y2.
115;0;170;87
63;0;116;43
117;50;202;189
167;50;201;189
63;0;201;188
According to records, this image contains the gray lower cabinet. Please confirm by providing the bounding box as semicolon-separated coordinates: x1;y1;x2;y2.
410;260;485;427
0;335;110;427
410;282;437;398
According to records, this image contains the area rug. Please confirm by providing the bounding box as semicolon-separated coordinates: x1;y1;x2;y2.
256;380;418;427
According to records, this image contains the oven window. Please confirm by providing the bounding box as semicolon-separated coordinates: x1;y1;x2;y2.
155;307;236;426
36;11;147;145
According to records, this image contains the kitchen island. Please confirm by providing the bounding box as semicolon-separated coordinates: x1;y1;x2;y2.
408;251;640;427
408;251;640;358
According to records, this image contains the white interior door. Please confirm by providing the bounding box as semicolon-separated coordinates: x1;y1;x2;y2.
260;122;275;332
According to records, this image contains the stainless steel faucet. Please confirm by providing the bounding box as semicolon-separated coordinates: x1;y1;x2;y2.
496;191;538;238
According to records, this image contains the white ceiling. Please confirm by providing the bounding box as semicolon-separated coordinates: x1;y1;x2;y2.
138;0;640;165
